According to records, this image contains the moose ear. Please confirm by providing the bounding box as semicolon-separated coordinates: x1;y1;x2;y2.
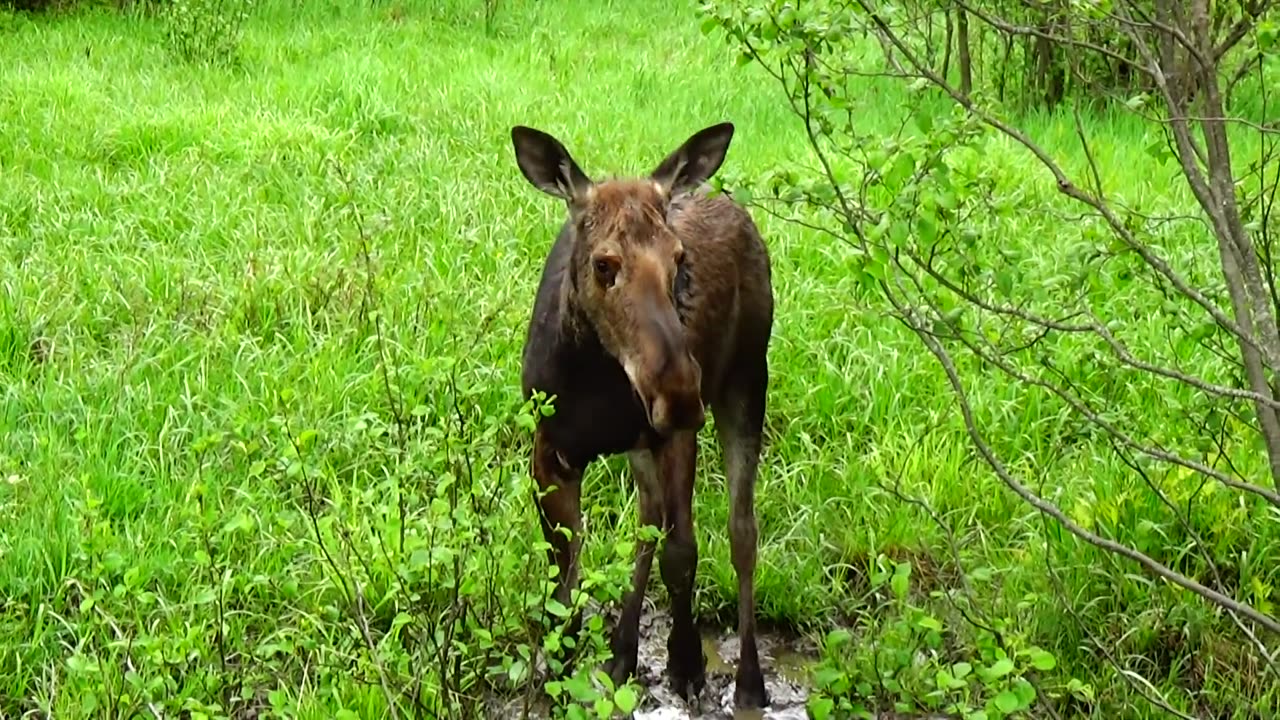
510;125;594;203
649;122;735;196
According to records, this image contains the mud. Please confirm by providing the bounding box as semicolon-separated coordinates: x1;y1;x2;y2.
488;600;819;719
629;603;815;720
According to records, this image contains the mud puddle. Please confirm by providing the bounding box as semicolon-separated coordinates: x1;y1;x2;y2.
629;603;815;720
490;600;819;719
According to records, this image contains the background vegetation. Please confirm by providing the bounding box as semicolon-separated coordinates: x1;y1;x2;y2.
0;0;1276;718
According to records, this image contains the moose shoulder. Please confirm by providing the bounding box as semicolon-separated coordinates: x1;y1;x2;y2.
511;121;774;710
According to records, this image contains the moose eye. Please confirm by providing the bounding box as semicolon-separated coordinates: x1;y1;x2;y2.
592;256;619;287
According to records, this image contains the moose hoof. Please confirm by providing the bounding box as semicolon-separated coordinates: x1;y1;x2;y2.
666;648;707;702
733;665;770;709
668;670;706;704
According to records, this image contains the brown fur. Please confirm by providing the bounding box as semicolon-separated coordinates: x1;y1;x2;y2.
510;122;774;709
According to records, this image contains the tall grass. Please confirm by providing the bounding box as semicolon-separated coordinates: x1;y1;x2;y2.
1;0;1274;717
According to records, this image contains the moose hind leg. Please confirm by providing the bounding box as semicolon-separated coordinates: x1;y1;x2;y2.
715;362;770;709
605;450;666;686
658;430;707;701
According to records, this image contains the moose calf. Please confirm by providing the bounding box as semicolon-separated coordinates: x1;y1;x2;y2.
510;121;774;709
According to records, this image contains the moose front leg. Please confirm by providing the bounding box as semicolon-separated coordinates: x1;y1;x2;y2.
657;430;706;701
532;429;584;644
604;449;666;687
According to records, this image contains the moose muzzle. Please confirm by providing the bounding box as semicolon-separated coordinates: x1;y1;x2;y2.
645;351;705;435
624;303;705;437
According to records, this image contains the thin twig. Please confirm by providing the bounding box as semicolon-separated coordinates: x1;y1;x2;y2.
897;299;1280;635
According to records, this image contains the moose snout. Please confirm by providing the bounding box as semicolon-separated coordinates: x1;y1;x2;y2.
643;350;705;436
649;388;706;436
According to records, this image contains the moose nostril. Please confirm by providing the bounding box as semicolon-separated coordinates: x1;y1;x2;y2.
649;396;670;433
646;392;706;436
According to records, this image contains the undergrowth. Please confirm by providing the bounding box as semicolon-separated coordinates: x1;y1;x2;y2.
1;0;1276;717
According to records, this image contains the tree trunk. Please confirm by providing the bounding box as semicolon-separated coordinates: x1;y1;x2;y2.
942;8;953;81
997;32;1012;101
1152;0;1280;487
957;7;972;96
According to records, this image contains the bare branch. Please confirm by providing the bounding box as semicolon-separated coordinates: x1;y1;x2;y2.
932;305;1280;509
956;0;1153;79
852;0;1280;373
1037;518;1207;720
896;297;1280;635
1213;0;1278;60
1088;315;1280;411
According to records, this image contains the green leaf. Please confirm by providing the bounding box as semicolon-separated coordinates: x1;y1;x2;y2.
995;267;1014;297
545;597;572;618
915;109;934;134
614;685;639;714
297;428;318;449
890;571;909;598
856;268;878;293
807;695;835;720
409;548;430;570
994;690;1021;712
824;628;852;649
935;669;965;690
917;615;943;632
1014;678;1037;705
917;214;938;246
888;220;909;248
890;562;911;598
885;152;916;190
221;513;253;535
986;658;1015;679
1029;647;1057;670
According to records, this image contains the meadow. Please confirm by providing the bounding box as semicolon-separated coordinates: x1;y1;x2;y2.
1;0;1277;718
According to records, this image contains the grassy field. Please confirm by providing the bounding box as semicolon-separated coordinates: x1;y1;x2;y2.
1;0;1277;717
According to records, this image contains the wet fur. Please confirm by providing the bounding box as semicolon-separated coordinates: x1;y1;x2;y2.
521;187;770;467
514;124;774;710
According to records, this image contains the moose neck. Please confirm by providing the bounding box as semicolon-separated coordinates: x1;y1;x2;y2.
555;268;606;359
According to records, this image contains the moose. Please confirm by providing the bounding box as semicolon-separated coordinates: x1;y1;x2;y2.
509;121;775;710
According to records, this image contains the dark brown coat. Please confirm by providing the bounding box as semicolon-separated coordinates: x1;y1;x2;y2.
511;122;774;709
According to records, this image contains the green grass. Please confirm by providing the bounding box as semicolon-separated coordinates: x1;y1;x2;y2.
1;0;1277;717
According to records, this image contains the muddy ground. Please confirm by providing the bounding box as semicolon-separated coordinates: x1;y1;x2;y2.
490;599;818;719
628;602;815;720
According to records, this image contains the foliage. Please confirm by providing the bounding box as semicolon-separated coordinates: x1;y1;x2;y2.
700;0;1280;716
160;0;253;66
4;0;1280;718
805;554;1084;720
2;153;647;717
